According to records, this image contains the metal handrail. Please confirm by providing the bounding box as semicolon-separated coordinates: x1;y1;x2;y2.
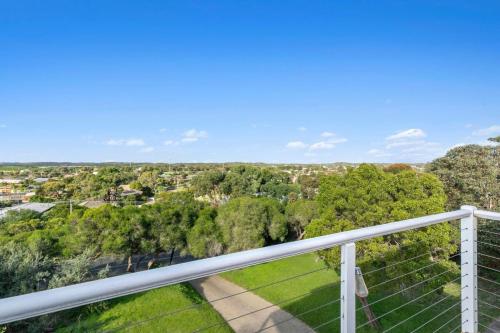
0;209;472;324
474;209;500;221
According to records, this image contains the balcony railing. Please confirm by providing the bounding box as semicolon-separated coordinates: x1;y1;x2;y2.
0;205;499;332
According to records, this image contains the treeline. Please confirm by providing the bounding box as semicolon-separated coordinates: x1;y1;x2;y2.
2;163;328;203
0;140;498;332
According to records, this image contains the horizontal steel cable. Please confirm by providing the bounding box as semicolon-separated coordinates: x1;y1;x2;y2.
480;311;499;322
193;291;340;332
478;229;500;237
366;253;460;291
432;311;463;333
362;252;432;276
357;268;457;312
254;301;341;333
477;241;500;249
478;287;500;298
102;266;329;333
310;315;342;331
382;294;454;332
407;301;460;333
479;276;500;287
449;322;463;333
478;322;500;333
479;300;500;311
478;264;500;274
357;276;461;329
478;252;500;261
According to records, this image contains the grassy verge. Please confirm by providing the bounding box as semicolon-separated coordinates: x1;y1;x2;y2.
56;284;233;333
222;253;483;333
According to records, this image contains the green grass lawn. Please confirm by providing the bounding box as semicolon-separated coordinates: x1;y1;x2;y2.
56;284;233;333
222;253;491;333
55;254;498;333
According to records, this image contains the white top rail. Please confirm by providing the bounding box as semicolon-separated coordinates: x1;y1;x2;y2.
474;209;500;221
0;209;471;324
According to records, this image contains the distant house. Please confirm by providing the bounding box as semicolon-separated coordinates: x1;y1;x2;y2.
0;192;35;203
0;202;56;218
121;189;143;197
0;178;23;184
79;200;108;209
0;185;12;194
119;184;143;197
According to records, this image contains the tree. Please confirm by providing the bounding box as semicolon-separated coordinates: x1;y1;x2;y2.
116;206;150;271
383;163;412;174
0;243;108;332
191;170;226;204
428;144;500;269
297;174;320;199
427;145;499;210
306;164;457;292
149;192;203;265
285;200;319;239
489;136;500;143
187;208;223;258
216;197;287;252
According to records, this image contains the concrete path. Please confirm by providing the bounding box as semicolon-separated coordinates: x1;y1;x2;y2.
190;276;315;333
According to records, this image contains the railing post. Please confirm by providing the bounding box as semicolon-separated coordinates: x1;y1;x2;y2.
341;242;356;333
461;205;478;333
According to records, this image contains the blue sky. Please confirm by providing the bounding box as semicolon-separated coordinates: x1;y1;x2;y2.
1;1;499;163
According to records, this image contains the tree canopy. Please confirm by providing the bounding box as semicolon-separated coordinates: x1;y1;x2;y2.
306;164;457;291
216;197;287;252
427;144;499;210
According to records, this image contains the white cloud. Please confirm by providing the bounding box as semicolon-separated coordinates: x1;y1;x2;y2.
321;131;335;138
125;138;145;146
286;135;347;152
139;147;155;153
309;141;335;150
164;140;178;146
298;127;307;132
473;125;500;136
159;128;167;133
182;129;208;143
286;141;308;149
367;149;392;158
385;140;426;149
105;139;121;146
0;124;6;128
369;128;444;161
386;128;426;141
105;138;145;146
400;142;440;153
327;138;348;144
309;137;347;150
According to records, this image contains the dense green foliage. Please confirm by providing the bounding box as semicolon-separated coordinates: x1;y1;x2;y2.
1;153;497;331
306;164;458;291
428;143;500;270
191;165;300;203
427;144;499;210
216;197;287;252
285;199;320;239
